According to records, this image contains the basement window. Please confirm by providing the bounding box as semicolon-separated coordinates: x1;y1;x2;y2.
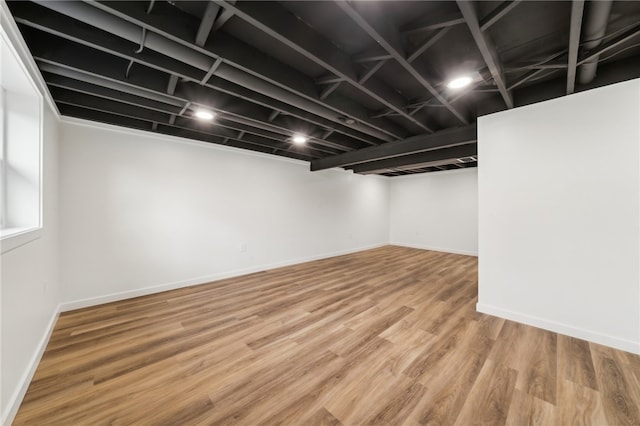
0;26;43;253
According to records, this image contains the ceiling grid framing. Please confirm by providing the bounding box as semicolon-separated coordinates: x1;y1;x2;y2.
4;0;640;176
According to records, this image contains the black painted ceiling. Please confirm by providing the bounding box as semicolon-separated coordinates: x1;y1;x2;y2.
6;1;640;176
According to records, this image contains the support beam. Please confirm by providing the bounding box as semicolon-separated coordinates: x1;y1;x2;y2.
336;1;468;125
567;0;585;94
354;51;392;63
311;124;477;171
216;0;433;133
457;0;513;108
351;144;477;174
54;92;330;159
508;51;567;91
268;110;279;122
479;0;521;32
46;0;403;141
166;74;178;95
407;27;451;64
358;60;387;84
213;8;234;31
577;24;640;66
13;5;380;147
319;81;341;100
401;12;465;35
37;60;354;153
195;1;220;47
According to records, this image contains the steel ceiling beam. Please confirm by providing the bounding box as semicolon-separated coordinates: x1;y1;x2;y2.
12;8;375;149
508;50;567;91
311;124;477;171
407;27;452;64
567;0;585;94
479;0;522;32
350;144;477;174
401;11;466;35
39;60;354;154
54;92;327;160
45;73;343;155
166;75;178;95
195;2;220;47
457;1;513;109
577;24;640;66
40;0;403;141
86;0;405;140
336;1;469;125
214;0;433;134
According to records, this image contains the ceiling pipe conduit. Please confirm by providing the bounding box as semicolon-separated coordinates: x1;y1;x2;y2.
32;0;394;142
578;0;613;85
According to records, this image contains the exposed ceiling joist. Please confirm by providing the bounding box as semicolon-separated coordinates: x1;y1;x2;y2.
335;1;469;125
48;78;344;155
407;27;452;64
36;57;359;153
351;144;477;174
457;0;514;109
63;1;406;141
577;24;640;66
214;0;433;134
567;1;585;94
311;124;477;171
14;8;380;148
480;0;522;32
401;11;466;35
195;1;220;47
6;0;640;177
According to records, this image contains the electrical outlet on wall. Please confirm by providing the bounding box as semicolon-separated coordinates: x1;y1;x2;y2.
239;242;247;253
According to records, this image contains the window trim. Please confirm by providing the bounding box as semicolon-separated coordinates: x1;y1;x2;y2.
0;24;44;254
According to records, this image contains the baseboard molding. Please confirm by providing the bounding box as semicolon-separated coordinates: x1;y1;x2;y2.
60;243;387;312
389;241;478;257
3;304;61;426
477;303;640;355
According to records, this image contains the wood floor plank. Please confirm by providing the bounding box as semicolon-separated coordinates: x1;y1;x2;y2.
555;379;607;425
558;334;599;390
13;246;640;425
591;342;640;425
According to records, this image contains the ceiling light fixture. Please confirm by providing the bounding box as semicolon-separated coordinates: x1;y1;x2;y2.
292;134;307;144
194;109;215;120
447;76;473;89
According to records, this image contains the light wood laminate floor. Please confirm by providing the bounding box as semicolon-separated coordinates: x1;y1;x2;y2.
15;246;640;425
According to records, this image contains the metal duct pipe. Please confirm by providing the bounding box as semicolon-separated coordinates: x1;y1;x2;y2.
32;0;395;142
578;0;613;85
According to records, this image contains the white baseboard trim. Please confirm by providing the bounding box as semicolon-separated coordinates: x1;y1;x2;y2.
389;241;478;257
477;303;640;355
60;243;388;312
3;305;61;426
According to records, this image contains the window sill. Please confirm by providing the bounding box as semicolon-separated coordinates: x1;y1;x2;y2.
1;227;42;254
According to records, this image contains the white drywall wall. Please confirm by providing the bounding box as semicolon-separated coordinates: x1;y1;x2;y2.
478;79;640;354
389;168;478;256
1;105;60;423
59;119;390;307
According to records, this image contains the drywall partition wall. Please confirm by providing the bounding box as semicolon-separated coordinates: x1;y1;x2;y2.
478;79;640;354
1;105;60;424
389;168;478;256
59;119;390;307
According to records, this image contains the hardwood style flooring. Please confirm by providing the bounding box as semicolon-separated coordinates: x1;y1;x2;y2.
15;246;640;425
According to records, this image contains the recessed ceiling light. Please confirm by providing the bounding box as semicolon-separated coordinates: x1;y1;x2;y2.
292;134;307;144
194;109;215;120
447;76;473;89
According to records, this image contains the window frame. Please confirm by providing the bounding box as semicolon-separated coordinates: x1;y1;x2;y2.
0;25;44;254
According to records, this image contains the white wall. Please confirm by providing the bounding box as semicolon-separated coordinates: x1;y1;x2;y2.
389;168;478;256
59;119;390;307
478;79;640;354
1;105;60;423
